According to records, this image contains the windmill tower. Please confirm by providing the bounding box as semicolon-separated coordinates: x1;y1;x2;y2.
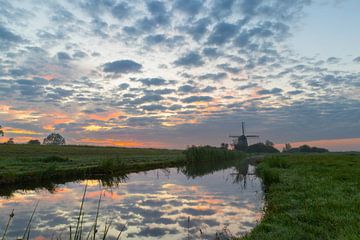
229;121;259;151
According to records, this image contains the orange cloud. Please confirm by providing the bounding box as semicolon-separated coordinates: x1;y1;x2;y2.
79;138;145;147
0;104;38;121
83;125;112;132
86;111;124;121
4;127;41;135
42;111;75;131
32;74;57;81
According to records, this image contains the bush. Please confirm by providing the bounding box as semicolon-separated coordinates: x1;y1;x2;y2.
247;143;280;153
184;145;245;162
28;139;41;145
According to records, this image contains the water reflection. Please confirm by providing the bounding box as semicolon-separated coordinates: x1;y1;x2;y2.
0;160;263;239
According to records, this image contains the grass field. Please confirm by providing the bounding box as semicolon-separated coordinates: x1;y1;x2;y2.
242;153;360;240
0;144;185;192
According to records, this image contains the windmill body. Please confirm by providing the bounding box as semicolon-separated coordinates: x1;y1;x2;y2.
230;122;259;151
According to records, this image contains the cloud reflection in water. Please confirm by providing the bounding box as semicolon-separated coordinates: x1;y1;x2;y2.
0;165;263;239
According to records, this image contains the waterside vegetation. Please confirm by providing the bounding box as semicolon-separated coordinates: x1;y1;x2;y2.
241;153;360;240
0;144;184;194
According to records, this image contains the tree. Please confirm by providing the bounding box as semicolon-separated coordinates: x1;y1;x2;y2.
247;142;280;153
265;140;274;147
6;138;15;144
0;125;4;137
220;142;229;150
43;133;66;145
283;143;292;152
28;139;41;145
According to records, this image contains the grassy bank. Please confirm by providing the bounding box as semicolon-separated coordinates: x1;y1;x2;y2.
0;144;185;193
242;153;360;240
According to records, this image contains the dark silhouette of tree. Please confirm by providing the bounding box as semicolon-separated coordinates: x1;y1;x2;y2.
247;142;279;153
43;133;66;145
28;139;41;145
0;125;4;137
265;140;274;147
6;138;15;144
285;144;329;153
283;143;292;152
220;142;229;150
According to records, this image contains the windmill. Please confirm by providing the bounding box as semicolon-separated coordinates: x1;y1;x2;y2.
229;121;259;151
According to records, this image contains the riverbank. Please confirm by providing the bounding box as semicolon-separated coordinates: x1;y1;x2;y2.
241;153;360;239
0;144;185;194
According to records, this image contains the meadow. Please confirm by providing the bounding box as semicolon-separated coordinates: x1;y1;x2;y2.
241;153;360;240
1;144;360;239
0;144;185;192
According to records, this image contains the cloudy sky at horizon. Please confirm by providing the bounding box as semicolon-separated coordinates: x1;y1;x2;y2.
0;0;359;151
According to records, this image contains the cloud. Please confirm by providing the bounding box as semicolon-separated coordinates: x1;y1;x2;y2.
142;104;167;111
138;78;168;86
211;0;235;19
217;63;241;74
327;57;341;64
198;72;227;81
0;25;23;42
126;116;160;127
201;86;217;93
0;24;25;49
207;22;239;45
119;83;130;90
8;68;34;77
182;96;213;103
146;1;167;16
186;18;211;41
144;34;184;47
174;0;203;15
202;47;220;59
353;56;360;63
236;82;256;90
56;52;72;61
72;50;88;59
133;94;164;104
287;90;303;95
178;84;197;93
174;51;204;67
103;60;142;74
111;2;131;19
51;6;74;22
257;88;283;95
144;34;166;45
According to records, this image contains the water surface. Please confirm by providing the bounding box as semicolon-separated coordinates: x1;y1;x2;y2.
0;163;263;239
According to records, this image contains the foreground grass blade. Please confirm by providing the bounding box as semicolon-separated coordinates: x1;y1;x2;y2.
115;223;127;240
1;209;14;240
74;184;87;240
93;190;103;240
85;224;94;240
22;201;39;240
102;220;112;240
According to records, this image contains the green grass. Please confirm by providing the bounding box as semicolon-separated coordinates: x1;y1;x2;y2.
241;153;360;240
0;144;185;193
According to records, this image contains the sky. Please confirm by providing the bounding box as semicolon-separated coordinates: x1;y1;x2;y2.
0;0;359;151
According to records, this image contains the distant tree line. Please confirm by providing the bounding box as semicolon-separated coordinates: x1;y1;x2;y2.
221;139;329;153
283;143;329;153
221;139;280;153
0;125;66;145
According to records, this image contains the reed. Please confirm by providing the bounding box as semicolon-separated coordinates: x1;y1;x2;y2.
0;185;125;240
184;145;245;162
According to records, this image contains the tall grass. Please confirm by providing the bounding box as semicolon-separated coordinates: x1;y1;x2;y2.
184;145;245;162
0;185;126;240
